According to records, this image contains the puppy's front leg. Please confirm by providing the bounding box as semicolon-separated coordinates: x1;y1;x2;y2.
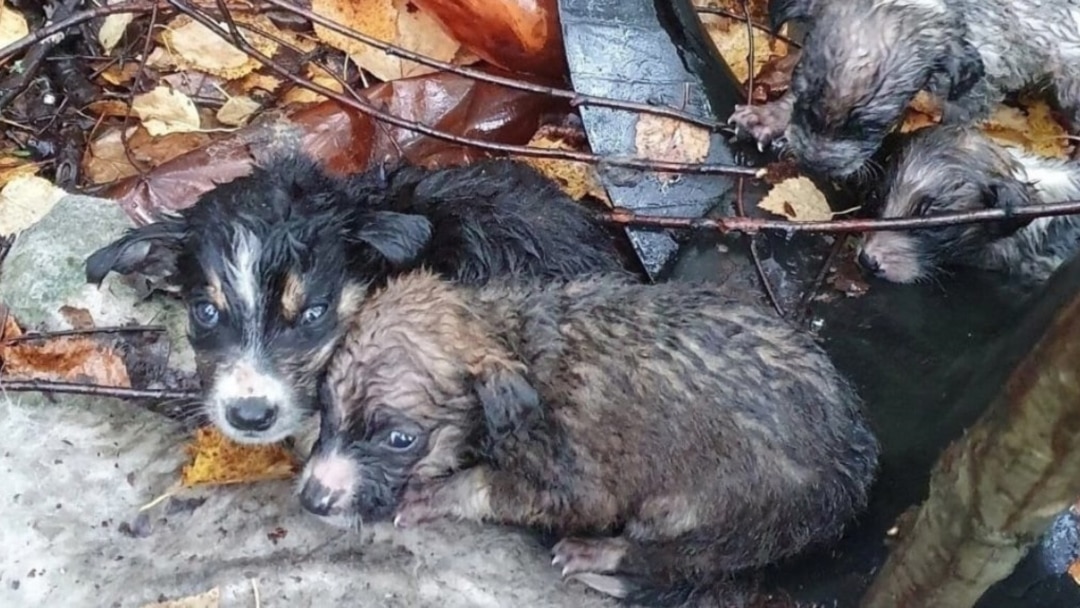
393;466;496;527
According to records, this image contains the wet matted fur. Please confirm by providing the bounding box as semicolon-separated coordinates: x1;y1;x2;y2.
299;270;880;606
85;154;634;445
858;125;1080;284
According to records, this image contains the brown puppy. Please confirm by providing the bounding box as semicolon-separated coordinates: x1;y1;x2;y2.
299;270;880;605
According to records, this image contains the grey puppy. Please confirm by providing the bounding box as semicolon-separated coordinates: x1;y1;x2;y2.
298;270;880;606
731;0;1080;179
858;125;1080;283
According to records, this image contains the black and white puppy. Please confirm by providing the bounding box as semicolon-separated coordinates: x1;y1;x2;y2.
86;154;634;446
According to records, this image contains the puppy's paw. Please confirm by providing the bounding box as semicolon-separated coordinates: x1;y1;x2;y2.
551;537;628;578
393;484;442;528
728;103;790;148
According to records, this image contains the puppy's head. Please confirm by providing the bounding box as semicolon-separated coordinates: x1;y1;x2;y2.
787;1;971;179
296;272;532;527
85;155;434;444
858;126;1034;283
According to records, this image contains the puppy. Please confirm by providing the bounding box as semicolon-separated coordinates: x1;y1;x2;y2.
731;0;1080;179
85;155;634;445
858;125;1080;284
299;270;880;606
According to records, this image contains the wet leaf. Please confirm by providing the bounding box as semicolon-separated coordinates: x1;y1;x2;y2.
518;124;610;204
0;316;131;388
131;86;201;137
758;176;834;222
0;174;67;235
0;1;28;49
58;306;95;331
312;0;474;81
180;427;298;488
98;1;134;54
140;587;220;608
85;127;212;186
409;0;565;77
695;0;792;85
634;114;711;183
216;95;261;127
979;99;1071;159
0;155;38;190
280;63;344;106
899;91;943;134
160;14;280;80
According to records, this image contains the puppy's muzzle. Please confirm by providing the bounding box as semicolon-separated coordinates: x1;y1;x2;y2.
224;397;279;432
299;479;345;516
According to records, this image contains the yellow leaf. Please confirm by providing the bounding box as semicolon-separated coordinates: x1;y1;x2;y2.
180;427;298;488
311;0;475;81
131;86;201;136
899;91;943;134
696;0;791;85
160;14;280;81
979;99;1071;159
0;174;67;235
282;63;344;106
758;176;834;222
216;95;261;127
140;588;220;608
634;114;711;183
98;1;134;54
518;129;611;205
0;1;28;49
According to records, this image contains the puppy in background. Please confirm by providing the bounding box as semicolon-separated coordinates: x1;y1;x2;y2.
86;155;634;446
299;270;880;606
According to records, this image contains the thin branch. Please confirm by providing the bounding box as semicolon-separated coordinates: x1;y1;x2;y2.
256;0;728;131
0;1;167;63
793;234;846;326
2;325;167;345
695;6;801;48
0;379;198;400
601;200;1080;235
170;0;759;177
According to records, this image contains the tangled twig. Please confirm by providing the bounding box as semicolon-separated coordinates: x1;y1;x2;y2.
0;379;198;400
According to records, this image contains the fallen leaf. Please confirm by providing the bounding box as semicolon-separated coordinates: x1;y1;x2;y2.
748;49;799;103
181;427;298;488
140;588;220;608
0;155;39;190
281;63;345;106
1069;557;1080;586
58;306;95;330
312;0;474;81
696;0;791;85
0;174;67;235
238;73;283;95
0;333;131;387
86;99;133;119
85;129;141;185
899;91;943;133
160;14;280;80
979;99;1071;159
0;1;28;49
131;86;201;136
98;61;141;86
758;176;834;222
216;95;261;127
0;306;21;341
84;127;211;185
98;0;134;54
634;114;711;183
518;125;610;204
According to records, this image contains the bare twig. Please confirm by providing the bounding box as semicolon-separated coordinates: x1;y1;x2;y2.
601;200;1080;235
0;1;169;63
737;177;785;316
793;235;846;326
695;6;801;48
0;379;198;400
2;325;167;345
170;0;759;177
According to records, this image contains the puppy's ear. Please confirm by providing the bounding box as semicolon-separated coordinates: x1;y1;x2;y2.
348;211;433;267
85;219;186;285
982;178;1034;237
769;0;814;31
936;37;985;101
472;364;540;442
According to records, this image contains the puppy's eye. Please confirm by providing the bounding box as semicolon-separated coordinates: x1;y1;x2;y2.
386;430;416;450
299;304;328;326
191;301;220;328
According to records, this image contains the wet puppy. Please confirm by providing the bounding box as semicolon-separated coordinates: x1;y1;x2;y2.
857;125;1080;283
85;155;633;445
731;0;1080;179
299;270;880;606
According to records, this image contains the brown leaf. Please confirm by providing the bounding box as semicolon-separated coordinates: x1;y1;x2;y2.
58;306;95;330
180;427;298;488
517;124;610;204
84;127;212;186
979;99;1072;159
105;70;565;220
312;0;475;81
696;0;792;86
159;14;280;80
749;49;800;102
0;330;131;388
899;91;944;134
409;0;566;78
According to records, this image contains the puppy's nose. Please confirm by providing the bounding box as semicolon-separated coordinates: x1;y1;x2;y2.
225;398;278;432
857;250;881;274
299;479;339;516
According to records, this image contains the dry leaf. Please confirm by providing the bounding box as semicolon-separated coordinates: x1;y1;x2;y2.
98;62;141;86
758;176;834;222
634;114;711;183
132;86;201;136
0;155;38;190
282;63;345;106
84;127;211;185
86;99;133;119
216;95;261;126
238;73;283;95
98;0;134;54
696;0;791;85
140;588;220;608
312;0;473;81
519;127;610;204
85;129;141;185
0;1;28;49
0;174;67;235
160;14;279;80
58;306;95;330
979;99;1071;159
181;427;298;488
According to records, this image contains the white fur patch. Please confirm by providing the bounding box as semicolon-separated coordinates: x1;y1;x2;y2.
225;227;261;312
207;355;297;443
304;450;359;498
1013;151;1080;203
